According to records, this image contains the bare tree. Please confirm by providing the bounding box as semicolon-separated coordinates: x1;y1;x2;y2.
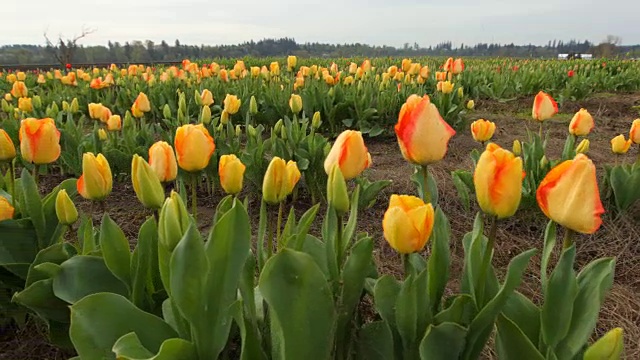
44;26;96;66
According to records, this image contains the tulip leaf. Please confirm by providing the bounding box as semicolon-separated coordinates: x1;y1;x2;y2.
357;320;394;360
428;208;451;314
501;291;540;344
258;249;336;360
112;332;197;360
610;164;640;212
462;248;536;360
130;217;158;311
239;251;258;324
99;213;132;293
25;242;76;287
0;219;39;279
291;203;320;251
452;170;472;212
20;169;46;248
556;257;615;359
299;234;329;277
257;199;267;270
342;185;361;252
540;220;557;288
434;294;475;326
229;300;268;360
419;322;468;360
70;293;177;360
53;255;129;304
395;269;430;358
496;314;545;360
12;278;70;323
541;245;578;351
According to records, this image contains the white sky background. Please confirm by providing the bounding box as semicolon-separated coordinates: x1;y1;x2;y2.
2;0;639;47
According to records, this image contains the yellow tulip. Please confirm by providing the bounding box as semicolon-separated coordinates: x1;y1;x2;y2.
131;154;165;209
77;152;113;201
200;89;214;106
466;100;475;110
19;118;61;165
289;94;302;114
532;91;558;121
630;119;640;144
10;81;28;98
382;195;435;254
576;139;590;154
270;62;280;76
324;130;372;180
98;129;107;141
440;81;454;94
513;139;522;156
18;97;33;112
536;154;604;234
148;141;178;182
470;119;496;143
219;154;246;195
0;129;16;161
134;92;151;112
287;55;297;70
610;134;632;154
0;196;14;222
583;328;624;360
568;108;594;136
107;115;121;131
452;58;464;74
262;157;300;204
223;94;241;115
474;143;523;218
55;189;78;225
174;124;215;172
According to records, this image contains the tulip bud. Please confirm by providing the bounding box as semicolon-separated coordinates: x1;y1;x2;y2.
327;165;349;214
457;87;464;98
513;140;522;156
123;111;134;129
235;125;242;138
178;92;187;115
247;125;257;138
47;102;60;118
55;189;78;225
249;95;258;115
131;154;165;209
0;196;15;222
158;191;191;252
32;95;42;109
467;100;475;110
3;93;11;102
77;152;112;201
98;129;107;141
312;111;322;130
200;105;212;125
1;99;11;113
62;101;69;112
280;124;288;140
70;98;79;113
194;89;203;106
274;119;283;135
0;129;16;161
583;328;623;360
163;104;172;119
220;109;230;125
540;155;549;169
576;139;590;154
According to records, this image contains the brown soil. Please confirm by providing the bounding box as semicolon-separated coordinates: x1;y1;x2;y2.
2;93;639;359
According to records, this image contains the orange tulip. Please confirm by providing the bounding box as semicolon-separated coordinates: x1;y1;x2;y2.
443;57;454;72
134;92;151;112
10;81;28;98
324;130;372;180
219;154;246;195
629;119;640;144
382;195;435;254
610;135;632;154
568;109;594;136
0;129;16;161
452;58;464;74
536;154;604;234
148;141;178;182
107;115;121;131
401;58;412;73
0;196;14;222
200;89;214;106
174;124;215;172
532;91;558;121
77;152;112;201
19;118;61;164
419;66;430;79
474;143;523;218
395;94;456;166
470;119;496;143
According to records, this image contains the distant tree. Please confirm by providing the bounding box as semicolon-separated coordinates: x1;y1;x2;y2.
43;26;96;65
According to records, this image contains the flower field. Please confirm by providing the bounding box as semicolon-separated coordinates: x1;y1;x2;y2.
0;56;639;360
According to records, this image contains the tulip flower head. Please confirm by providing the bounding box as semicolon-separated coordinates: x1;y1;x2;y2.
0;129;16;161
324;130;372;180
262;157;301;204
223;94;241;115
77;152;113;201
149;141;178;183
174;124;215;172
131;154;165;209
629;119;640;145
470;119;496;143
474;144;523;219
568;109;594;137
0;196;14;222
610;134;632;154
219;154;246;195
19;118;61;165
382;195;435;254
55;189;78;225
532;91;558;121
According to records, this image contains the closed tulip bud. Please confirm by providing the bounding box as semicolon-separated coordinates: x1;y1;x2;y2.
274;119;283;135
235;125;242;138
0;196;15;222
610;134;632;154
200;89;214;106
383;195;435;254
270;62;280;76
62;101;69;112
0;129;16;161
1;99;10;114
629;119;640;144
324;130;372;180
247;125;257;138
200;105;212;125
134;92;151;112
131;155;165;209
98;129;107;141
55;189;78;225
395;95;456;166
470;119;496;143
70;98;79;113
576;139;590;154
174;124;215;172
327;164;349;214
569;108;594;136
11;81;28;98
18;97;33;112
289;94;302;114
47;102;59;118
467;100;475;110
106;115;121;131
220;109;230;125
583;328;624;360
512;139;522;156
532;91;558;121
223;94;241;115
249;95;258;115
474;144;523;218
441;81;454;94
123;111;134;129
148;141;178;183
280;124;288;139
219;154;246;195
287;55;297;70
312;111;322;129
19;118;61;164
178;92;187;115
537;154;604;234
262;157;301;204
77;152;113;201
539;155;549;169
159;191;191;252
4;93;12;102
162;104;172;119
457;87;464;98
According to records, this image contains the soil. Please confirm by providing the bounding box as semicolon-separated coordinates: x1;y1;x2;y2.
2;93;639;360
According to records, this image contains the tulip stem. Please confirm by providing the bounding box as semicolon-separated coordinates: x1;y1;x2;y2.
563;228;575;249
266;206;273;260
191;174;198;222
10;159;16;208
477;215;497;306
421;165;432;204
32;164;39;188
276;201;284;249
402;254;411;279
336;214;343;269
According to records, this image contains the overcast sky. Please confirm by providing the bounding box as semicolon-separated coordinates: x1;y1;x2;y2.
3;0;639;47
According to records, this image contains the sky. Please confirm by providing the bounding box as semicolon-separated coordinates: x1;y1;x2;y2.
3;0;640;47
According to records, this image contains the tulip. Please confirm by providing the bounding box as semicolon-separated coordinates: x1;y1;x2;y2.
324;130;372;180
11;81;28;98
174;124;215;172
512;139;522;156
220;109;230;125
287;55;297;70
568;109;594;137
70;98;79;113
382;195;435;254
419;66;430;79
536;154;604;234
18;97;33;112
88;103;104;120
470;119;496;143
55;189;78;225
37;74;46;84
474;144;523;218
3;93;11;102
0;196;14;222
532;91;558;121
395;94;456;166
200;89;214;106
107;115;121;131
440;81;454;94
270;62;280;76
98;129;107;141
583;328;624;360
6;74;17;83
610;134;632;154
223;94;241;115
16;72;26;81
158;190;191;252
312;111;322;130
263;157;301;204
443;58;454;72
133;92;151;112
0;129;16;161
219;154;246;195
327;164;349;214
452;58;464;74
249;95;258;115
289;94;302;114
576;139;590;154
19;118;61;165
77;152;113;201
131;154;165;209
467;100;475;110
629;119;640;144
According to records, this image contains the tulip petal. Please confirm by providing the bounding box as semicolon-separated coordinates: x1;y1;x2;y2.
382;206;422;254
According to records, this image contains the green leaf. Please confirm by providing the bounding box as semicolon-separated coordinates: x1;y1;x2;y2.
373;275;401;328
540;221;557;288
170;224;207;326
291;204;320;251
25;243;76;286
70;293;177;360
53;255;129;304
12;278;70;323
541;245;578;350
610;165;640;212
357;320;394;360
259;249;336;360
20;169;46;248
342;185;361;251
419;322;468;360
434;294;475;326
99;214;132;292
112;333;197;360
130;217;157;311
428;208;451;314
501;291;540;344
229;300;268;360
452;171;472;212
299;234;329;276
496;315;545;360
0;219;39;279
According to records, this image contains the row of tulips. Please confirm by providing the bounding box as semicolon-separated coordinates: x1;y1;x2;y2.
1;89;627;359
